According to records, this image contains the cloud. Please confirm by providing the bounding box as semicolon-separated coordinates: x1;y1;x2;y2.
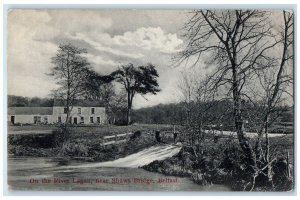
69;32;144;59
7;9;186;107
113;27;183;54
7;10;59;97
83;53;119;74
7;10;115;97
84;53;117;66
8;75;58;98
32;10;113;41
132;68;183;109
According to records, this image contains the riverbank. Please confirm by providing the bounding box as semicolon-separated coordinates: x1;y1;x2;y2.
8;124;173;162
142;134;294;191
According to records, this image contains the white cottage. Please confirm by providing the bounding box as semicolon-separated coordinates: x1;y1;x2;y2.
7;107;53;124
8;100;106;125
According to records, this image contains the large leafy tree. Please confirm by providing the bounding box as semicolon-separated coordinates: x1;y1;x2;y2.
83;70;127;124
111;63;160;125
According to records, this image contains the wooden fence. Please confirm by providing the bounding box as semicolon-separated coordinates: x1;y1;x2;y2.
101;132;134;146
100;125;178;147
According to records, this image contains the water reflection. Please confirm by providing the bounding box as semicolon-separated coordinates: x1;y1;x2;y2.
8;157;231;191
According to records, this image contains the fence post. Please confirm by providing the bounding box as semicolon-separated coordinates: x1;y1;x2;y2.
173;125;175;134
126;132;129;142
101;136;105;148
173;124;176;144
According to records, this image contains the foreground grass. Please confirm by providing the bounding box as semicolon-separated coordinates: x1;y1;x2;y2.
142;134;294;191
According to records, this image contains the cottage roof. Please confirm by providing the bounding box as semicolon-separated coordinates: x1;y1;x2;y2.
8;107;53;115
53;99;104;107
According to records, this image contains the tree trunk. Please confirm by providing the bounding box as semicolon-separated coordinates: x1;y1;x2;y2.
126;90;134;125
66;112;70;124
232;64;258;178
65;98;70;124
265;117;273;183
126;90;131;125
127;108;131;125
65;50;71;125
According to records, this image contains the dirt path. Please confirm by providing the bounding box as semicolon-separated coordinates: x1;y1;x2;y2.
204;130;290;138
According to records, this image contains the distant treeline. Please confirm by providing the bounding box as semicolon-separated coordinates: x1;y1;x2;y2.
133;102;233;124
132;101;234;126
132;100;293;127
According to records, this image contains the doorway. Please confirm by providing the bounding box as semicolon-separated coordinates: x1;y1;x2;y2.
74;117;77;124
11;116;15;124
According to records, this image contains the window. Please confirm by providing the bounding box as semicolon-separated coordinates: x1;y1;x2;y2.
90;117;94;123
91;108;95;114
97;117;100;123
64;107;68;114
33;116;41;124
58;116;62;123
78;108;81;114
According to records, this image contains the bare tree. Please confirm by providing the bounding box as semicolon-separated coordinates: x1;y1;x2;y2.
179;9;294;191
178;70;222;147
179;10;283;187
178;70;196;126
50;43;90;124
252;11;293;185
256;11;293;139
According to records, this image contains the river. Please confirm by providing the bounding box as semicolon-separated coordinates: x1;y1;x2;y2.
7;144;231;191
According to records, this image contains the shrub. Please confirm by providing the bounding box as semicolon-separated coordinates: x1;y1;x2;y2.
8;134;56;148
59;142;89;157
130;130;141;140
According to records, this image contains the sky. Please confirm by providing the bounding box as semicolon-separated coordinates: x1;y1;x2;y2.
7;9;193;108
7;9;293;108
